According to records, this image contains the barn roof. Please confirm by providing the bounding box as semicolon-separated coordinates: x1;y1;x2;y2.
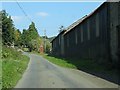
63;15;88;35
63;2;106;35
51;2;106;42
50;30;66;43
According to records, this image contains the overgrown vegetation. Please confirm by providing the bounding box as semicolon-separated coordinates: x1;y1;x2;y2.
2;46;29;89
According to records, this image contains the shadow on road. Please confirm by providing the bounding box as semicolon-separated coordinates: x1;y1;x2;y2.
47;54;120;85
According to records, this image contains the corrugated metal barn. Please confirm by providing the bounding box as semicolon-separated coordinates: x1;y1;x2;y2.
51;2;120;64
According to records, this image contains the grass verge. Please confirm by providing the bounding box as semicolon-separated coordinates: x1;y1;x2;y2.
42;54;77;69
42;54;118;84
42;54;117;72
30;52;77;69
30;52;119;84
33;53;117;73
2;46;30;89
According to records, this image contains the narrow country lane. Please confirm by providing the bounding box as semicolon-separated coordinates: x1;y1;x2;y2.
15;52;118;88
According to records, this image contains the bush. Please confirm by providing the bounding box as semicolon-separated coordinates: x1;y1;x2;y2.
2;46;30;89
2;46;22;59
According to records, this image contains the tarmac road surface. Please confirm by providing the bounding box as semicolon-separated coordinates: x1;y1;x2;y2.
15;52;119;88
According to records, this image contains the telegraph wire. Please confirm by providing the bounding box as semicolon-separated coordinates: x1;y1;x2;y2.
16;0;33;22
15;0;47;52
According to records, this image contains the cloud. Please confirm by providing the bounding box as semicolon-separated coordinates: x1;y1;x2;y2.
11;16;23;22
36;12;49;17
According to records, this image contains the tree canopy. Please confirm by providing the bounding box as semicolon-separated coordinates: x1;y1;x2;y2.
1;10;51;53
21;22;40;51
2;10;15;45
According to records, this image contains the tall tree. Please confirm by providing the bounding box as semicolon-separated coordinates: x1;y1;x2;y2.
0;11;2;36
14;29;21;47
59;25;65;33
21;22;41;52
27;22;39;51
2;10;15;46
1;10;43;51
28;22;39;40
21;29;29;47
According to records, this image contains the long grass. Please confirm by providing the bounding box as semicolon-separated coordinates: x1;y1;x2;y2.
43;54;77;69
42;54;118;74
2;46;30;89
33;52;119;84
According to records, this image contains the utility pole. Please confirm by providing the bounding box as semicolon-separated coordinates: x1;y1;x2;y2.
44;29;46;53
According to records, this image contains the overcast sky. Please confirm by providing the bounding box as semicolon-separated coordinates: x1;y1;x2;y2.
2;1;105;37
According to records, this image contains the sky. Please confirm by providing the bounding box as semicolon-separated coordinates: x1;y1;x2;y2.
2;1;105;37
